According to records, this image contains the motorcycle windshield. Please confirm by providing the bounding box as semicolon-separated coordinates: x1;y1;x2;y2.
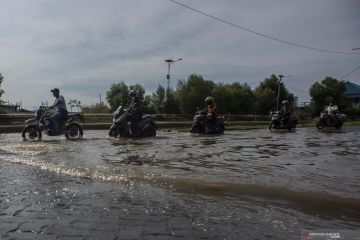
115;111;128;123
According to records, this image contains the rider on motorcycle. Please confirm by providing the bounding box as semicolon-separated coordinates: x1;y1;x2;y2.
204;96;218;123
325;102;339;123
49;88;68;133
127;90;144;135
190;96;219;133
279;99;292;129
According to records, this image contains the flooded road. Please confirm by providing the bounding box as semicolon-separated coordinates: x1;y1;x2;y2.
1;127;360;239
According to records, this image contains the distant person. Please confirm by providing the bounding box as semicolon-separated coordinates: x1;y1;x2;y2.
325;102;338;113
279;99;291;128
325;102;339;122
204;96;218;122
127;90;144;135
190;96;218;132
49;88;68;133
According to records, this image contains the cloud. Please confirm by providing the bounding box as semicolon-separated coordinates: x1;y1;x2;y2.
0;0;359;109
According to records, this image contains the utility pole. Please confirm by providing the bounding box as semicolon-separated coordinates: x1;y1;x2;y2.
276;74;292;110
276;75;284;110
99;94;102;104
164;58;182;90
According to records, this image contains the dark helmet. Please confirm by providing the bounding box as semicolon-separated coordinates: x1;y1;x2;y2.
129;90;138;98
282;99;289;106
205;96;215;105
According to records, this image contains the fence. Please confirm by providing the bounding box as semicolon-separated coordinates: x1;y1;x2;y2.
0;113;270;125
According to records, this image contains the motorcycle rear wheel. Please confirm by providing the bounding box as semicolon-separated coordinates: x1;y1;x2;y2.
65;123;83;139
22;125;42;141
335;121;343;129
144;125;156;137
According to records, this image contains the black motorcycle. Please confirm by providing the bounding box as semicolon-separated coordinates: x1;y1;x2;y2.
190;111;225;134
316;110;343;130
269;111;297;131
22;106;84;140
109;106;157;138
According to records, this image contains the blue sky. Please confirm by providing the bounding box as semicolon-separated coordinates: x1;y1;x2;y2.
1;0;359;109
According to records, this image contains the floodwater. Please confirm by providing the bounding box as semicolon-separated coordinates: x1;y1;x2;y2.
0;127;360;239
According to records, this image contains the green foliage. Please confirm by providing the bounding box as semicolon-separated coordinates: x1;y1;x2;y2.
254;74;294;114
106;81;146;112
164;87;180;114
176;74;215;114
144;95;156;114
104;73;299;115
309;77;349;114
212;82;255;114
106;82;130;112
151;85;166;113
82;102;111;113
68;99;82;112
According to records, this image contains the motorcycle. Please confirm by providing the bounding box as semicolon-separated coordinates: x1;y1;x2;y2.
22;106;85;140
269;111;297;131
109;106;157;138
190;111;225;134
316;110;343;130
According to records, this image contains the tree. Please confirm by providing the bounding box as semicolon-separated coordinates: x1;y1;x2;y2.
164;87;180;114
151;85;166;113
106;82;129;112
81;102;110;113
68;99;82;112
176;74;215;114
212;82;255;114
106;82;147;112
309;77;348;114
254;74;294;114
144;95;156;114
0;73;4;104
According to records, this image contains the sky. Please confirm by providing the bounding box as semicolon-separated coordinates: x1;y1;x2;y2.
0;0;360;110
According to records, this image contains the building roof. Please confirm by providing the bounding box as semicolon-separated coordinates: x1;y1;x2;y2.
344;81;360;98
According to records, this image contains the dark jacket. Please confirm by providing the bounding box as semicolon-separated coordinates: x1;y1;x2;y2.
128;98;144;116
279;106;290;117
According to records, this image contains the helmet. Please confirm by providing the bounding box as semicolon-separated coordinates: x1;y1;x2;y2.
282;100;289;106
129;90;138;98
205;96;215;105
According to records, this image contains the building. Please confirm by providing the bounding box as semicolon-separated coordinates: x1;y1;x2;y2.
344;81;360;110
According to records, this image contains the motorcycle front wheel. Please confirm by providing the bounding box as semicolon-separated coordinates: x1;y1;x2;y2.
316;120;324;130
109;124;119;137
22;125;42;141
269;122;277;130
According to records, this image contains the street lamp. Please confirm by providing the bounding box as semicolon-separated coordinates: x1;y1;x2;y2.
164;58;182;89
276;74;292;110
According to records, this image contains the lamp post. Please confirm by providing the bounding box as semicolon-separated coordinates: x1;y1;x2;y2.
276;74;292;110
164;58;182;89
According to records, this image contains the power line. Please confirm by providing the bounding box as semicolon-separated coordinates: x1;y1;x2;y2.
340;63;360;80
169;0;360;55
